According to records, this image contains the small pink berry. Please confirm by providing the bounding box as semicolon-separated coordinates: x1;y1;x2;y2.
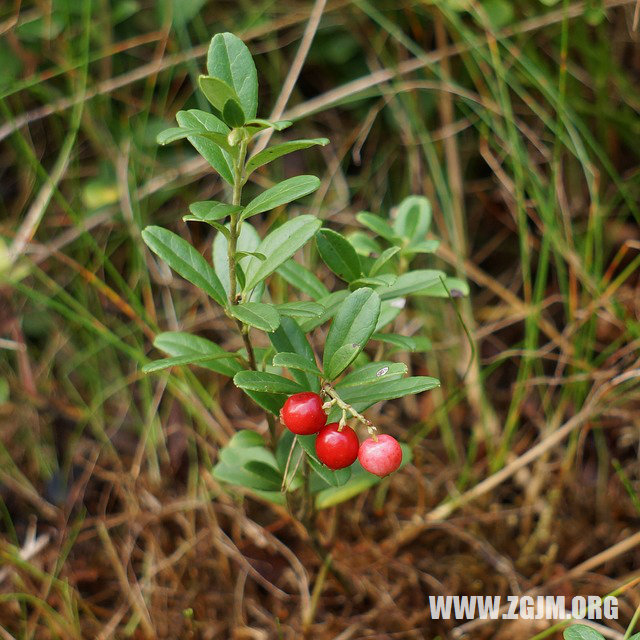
358;434;402;477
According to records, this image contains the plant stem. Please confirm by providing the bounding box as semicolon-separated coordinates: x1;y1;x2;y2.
227;138;258;371
226;136;275;443
321;383;378;440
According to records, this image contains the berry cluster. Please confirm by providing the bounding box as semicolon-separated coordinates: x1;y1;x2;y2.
280;392;402;477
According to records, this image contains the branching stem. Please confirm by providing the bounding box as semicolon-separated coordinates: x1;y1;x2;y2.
321;383;378;440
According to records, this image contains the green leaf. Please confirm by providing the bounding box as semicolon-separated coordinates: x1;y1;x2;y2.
315;462;378;507
235;251;265;261
245;118;292;134
196;131;235;153
275;301;324;319
213;431;282;491
207;33;258;120
356;212;398;241
272;352;322;376
243;461;283;489
348;231;382;257
233;370;304;394
298;290;349;332
563;625;607;640
412;336;433;351
338;361;408;387
142;352;238;373
403;239;440;254
376;269;445;300
235;262;246;290
245;139;329;176
418;276;470;298
185;201;242;223
370;246;400;276
297;435;351;487
153;332;242;376
316;228;362;282
350;275;396;289
393;196;432;245
374;299;404;332
157;127;204;145
174;111;233;151
337;376;440;410
243;215;322;292
243;389;287;415
223;98;246;127
228;430;266;448
176;109;234;185
141;226;227;307
371;333;417;351
277;260;329;300
198;75;242;118
229;302;280;332
241;176;320;221
213;221;261;300
220;440;279;473
315;445;411;509
213;460;279;492
323;288;381;380
270;317;319;391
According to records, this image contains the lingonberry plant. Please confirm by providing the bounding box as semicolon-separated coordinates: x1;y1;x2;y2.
142;32;468;513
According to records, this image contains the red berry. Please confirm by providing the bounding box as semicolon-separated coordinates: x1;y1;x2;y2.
358;434;402;477
315;422;359;470
280;392;326;435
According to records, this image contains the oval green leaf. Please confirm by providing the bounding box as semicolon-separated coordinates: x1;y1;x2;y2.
222;98;246;127
336;376;440;411
243;215;322;292
142;352;238;373
376;269;445;300
370;246;400;276
316;228;362;283
245;139;329;176
272;352;321;376
393;195;432;244
176;109;234;185
269;317;319;391
233;370;305;394
141;226;227;307
241;175;320;221
356;212;398;241
207;33;258;120
186;201;242;223
338;361;408;387
229;302;280;332
153;331;242;377
322;287;381;380
277;260;329;300
275;301;324;319
157;127;204;145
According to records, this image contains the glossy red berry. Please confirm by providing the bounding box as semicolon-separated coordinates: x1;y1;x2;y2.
315;422;359;470
280;392;326;435
358;434;402;477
